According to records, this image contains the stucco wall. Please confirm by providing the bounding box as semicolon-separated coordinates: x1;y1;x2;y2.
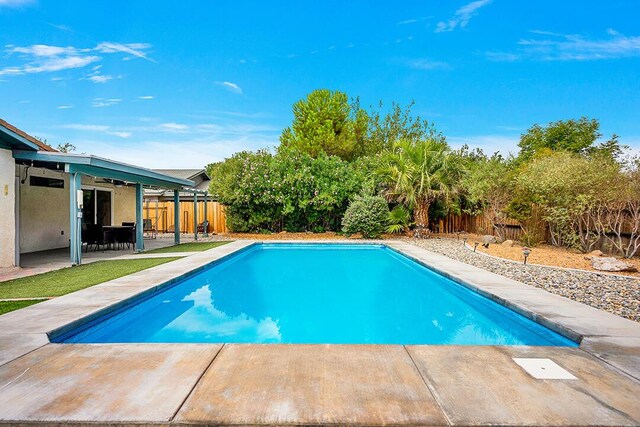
18;166;70;253
0;149;16;267
18;169;137;254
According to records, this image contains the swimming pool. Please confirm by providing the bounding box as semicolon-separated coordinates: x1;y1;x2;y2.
56;243;577;346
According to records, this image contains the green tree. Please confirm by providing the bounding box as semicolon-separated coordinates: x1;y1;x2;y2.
367;101;443;154
56;142;76;153
517;117;601;161
513;152;622;251
378;138;466;237
461;150;515;240
279;89;368;161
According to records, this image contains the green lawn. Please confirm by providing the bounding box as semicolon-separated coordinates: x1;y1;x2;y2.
0;300;42;315
0;257;181;300
144;241;231;254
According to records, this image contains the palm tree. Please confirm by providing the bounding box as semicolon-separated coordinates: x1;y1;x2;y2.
379;138;466;237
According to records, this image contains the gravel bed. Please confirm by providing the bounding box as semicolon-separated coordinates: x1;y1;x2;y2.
404;237;640;322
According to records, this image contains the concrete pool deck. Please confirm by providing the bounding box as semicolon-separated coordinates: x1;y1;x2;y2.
0;240;638;426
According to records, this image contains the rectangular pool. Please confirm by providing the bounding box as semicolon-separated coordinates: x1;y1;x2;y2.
56;243;577;346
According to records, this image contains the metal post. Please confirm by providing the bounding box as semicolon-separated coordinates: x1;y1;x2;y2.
135;183;144;252
174;189;180;244
69;172;82;265
193;192;198;241
203;193;208;237
154;198;159;238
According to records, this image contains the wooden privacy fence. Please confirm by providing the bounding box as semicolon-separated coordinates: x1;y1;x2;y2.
143;200;228;234
436;209;549;242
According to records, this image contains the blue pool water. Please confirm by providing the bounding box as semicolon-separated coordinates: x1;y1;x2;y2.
57;244;577;345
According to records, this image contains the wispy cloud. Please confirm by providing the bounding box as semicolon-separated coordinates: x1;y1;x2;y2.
62;124;132;139
63;124;110;131
215;81;243;95
108;131;131;138
95;42;154;62
397;16;431;26
48;23;73;32
88;74;113;83
0;42;153;76
91;98;122;108
0;0;33;7
404;58;450;70
57;105;73;109
138;95;154;100
486;29;640;61
159;122;189;132
435;0;491;33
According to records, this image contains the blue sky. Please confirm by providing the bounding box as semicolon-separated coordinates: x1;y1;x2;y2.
1;0;639;167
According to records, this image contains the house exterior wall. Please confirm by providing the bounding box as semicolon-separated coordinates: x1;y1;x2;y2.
18;165;70;253
0;149;16;267
17;168;137;254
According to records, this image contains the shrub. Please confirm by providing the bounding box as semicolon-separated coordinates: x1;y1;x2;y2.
208;149;372;233
341;195;389;238
387;205;412;234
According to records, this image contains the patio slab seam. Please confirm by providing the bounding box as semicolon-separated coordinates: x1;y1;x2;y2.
402;345;453;426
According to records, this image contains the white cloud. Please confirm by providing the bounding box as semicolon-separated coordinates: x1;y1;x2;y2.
0;41;153;76
63;124;110;131
138;95;154;99
159;122;189;132
487;29;640;61
435;0;491;33
0;0;33;7
62;124;132;139
404;58;450;70
57;105;73;109
91;98;122;108
215;81;243;94
107;131;132;138
95;42;154;62
397;16;431;26
88;74;113;83
49;23;73;32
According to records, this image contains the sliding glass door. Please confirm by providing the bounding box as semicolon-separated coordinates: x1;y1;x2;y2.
82;188;112;225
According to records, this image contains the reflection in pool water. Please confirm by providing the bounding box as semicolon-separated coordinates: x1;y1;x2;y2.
60;244;577;346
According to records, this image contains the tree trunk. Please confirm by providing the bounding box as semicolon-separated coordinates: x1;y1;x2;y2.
413;199;431;238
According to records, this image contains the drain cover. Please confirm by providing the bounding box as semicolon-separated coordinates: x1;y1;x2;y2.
512;358;577;380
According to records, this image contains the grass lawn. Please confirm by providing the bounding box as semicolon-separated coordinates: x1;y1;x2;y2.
0;257;182;300
0;300;42;315
144;241;231;254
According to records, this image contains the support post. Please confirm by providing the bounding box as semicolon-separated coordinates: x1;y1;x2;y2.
135;183;144;252
174;190;180;244
193;192;198;241
69;172;82;265
203;193;209;237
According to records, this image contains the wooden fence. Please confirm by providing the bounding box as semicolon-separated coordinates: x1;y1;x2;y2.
436;210;528;241
143;200;228;234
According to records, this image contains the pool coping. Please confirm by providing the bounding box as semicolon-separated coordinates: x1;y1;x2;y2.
0;239;638;426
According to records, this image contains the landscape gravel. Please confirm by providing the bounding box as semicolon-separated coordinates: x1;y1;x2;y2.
404;237;640;322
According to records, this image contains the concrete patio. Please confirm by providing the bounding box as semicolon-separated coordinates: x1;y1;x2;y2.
0;240;638;426
0;235;226;282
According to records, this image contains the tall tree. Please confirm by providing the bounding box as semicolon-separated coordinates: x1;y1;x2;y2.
517;117;601;161
279;89;367;161
379;138;466;237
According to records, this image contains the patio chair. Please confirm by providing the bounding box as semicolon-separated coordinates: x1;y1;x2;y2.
115;226;136;250
101;226;116;251
143;218;157;239
197;220;209;234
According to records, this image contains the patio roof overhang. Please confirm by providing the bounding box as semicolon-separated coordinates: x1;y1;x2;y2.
12;150;194;190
